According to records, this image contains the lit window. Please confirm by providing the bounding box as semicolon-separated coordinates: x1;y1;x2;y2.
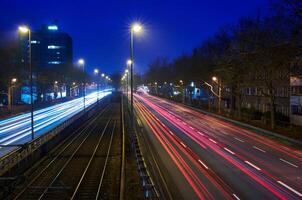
48;61;61;64
48;25;58;30
48;45;64;49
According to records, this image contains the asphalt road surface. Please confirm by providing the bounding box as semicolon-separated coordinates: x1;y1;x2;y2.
134;93;302;200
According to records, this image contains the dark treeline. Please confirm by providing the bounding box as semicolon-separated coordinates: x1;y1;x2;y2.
143;0;302;129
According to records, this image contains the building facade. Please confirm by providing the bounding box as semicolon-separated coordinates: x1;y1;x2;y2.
18;24;73;103
290;75;302;125
19;24;73;69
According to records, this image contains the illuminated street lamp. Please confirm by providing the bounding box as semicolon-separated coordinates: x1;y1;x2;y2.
12;78;17;83
212;76;222;114
19;25;34;140
212;76;218;82
10;78;17;113
78;58;86;112
127;59;132;66
78;58;85;66
94;68;100;103
129;22;143;122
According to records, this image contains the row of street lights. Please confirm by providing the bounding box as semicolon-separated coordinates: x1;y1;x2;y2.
148;76;222;113
77;58;111;112
17;25;112;142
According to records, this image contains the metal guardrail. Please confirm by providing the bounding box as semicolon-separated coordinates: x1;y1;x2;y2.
132;132;160;199
0;99;102;176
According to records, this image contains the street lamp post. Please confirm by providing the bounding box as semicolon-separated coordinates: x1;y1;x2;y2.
94;68;99;104
212;76;222;114
124;68;129;108
19;26;34;140
101;73;105;97
78;59;85;112
129;23;142;122
10;78;17;113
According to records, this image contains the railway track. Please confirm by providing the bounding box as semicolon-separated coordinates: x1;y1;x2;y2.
9;102;122;200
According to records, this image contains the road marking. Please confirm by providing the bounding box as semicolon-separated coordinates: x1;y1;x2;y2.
197;131;204;136
279;158;298;168
189;126;194;130
253;146;266;153
182;122;187;125
224;147;235;155
198;159;208;169
169;131;174;136
234;137;245;143
277;181;302;197
233;194;240;200
180;142;187;148
209;139;217;144
245;161;261;171
222;132;229;135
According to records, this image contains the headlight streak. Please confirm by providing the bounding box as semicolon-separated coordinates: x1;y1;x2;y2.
149;95;302;162
0;90;112;148
135;94;301;199
135;98;235;199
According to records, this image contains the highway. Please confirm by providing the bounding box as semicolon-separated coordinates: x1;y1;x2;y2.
0;90;112;156
134;93;302;200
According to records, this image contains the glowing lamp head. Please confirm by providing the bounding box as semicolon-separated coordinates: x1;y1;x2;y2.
72;82;76;85
212;76;218;82
101;73;105;77
127;59;132;65
78;58;85;65
125;69;129;73
132;23;142;33
54;81;58;84
18;26;30;33
11;78;17;83
94;69;99;74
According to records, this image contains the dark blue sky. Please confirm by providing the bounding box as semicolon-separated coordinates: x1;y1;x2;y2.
0;0;269;76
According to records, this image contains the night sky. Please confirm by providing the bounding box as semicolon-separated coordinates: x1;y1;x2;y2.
0;0;269;76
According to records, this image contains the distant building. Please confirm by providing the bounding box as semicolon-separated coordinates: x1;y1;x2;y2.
290;75;302;125
18;23;73;103
19;24;73;69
